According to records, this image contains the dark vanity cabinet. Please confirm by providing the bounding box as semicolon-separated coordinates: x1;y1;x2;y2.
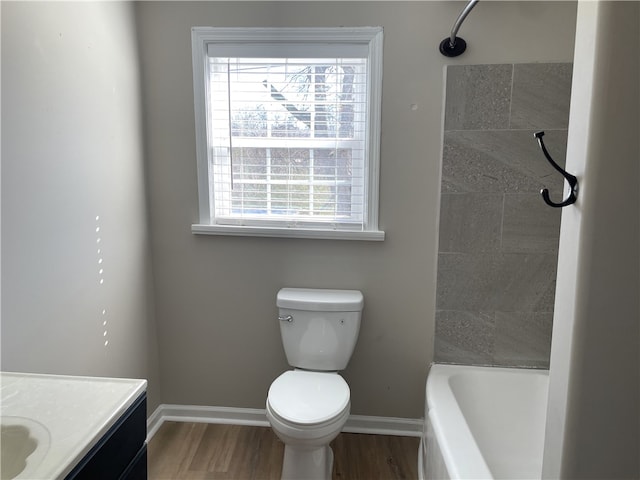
65;393;147;480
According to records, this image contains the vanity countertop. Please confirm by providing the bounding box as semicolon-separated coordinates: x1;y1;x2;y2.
1;371;146;479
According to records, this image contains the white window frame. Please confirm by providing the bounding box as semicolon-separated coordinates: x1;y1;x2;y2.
190;27;384;241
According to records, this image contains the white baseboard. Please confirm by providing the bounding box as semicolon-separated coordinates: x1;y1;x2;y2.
147;404;423;441
343;414;423;437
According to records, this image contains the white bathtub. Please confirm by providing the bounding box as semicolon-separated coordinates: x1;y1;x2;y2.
419;364;549;480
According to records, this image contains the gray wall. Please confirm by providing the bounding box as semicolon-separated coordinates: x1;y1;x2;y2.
136;1;577;418
1;2;162;411
435;63;572;368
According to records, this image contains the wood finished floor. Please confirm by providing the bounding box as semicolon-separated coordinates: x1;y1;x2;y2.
148;422;420;480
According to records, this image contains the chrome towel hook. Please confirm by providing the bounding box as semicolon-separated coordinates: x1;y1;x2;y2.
534;131;578;208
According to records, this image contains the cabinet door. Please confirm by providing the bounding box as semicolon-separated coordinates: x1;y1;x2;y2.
65;394;147;480
120;444;147;480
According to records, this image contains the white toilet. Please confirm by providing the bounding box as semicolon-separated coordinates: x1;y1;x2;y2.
266;287;364;480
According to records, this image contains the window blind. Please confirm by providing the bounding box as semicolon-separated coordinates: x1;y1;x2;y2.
206;54;370;230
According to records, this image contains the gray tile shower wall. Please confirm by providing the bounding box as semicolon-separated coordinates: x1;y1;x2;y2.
434;63;572;368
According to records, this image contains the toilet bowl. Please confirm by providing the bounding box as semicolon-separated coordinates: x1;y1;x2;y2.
267;288;363;480
266;371;350;479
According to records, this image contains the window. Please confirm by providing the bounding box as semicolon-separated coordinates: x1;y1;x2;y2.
191;27;384;240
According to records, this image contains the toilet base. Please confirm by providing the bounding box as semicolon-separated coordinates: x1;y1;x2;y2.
281;443;334;480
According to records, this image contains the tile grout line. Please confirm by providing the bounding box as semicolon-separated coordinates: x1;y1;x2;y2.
507;63;515;129
499;193;506;253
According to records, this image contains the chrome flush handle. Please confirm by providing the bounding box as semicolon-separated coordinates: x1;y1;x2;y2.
278;315;293;323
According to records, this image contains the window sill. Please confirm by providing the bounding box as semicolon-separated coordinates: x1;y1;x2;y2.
191;224;385;241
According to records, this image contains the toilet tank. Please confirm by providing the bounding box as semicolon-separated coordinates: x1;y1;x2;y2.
277;288;364;371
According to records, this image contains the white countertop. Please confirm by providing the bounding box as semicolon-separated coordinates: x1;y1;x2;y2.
1;372;146;480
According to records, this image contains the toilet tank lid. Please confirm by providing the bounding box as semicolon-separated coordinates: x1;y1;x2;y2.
277;288;364;312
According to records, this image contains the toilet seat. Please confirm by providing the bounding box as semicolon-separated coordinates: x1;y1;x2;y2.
267;370;350;426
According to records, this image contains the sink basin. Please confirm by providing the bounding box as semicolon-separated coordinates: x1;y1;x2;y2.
1;417;50;480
